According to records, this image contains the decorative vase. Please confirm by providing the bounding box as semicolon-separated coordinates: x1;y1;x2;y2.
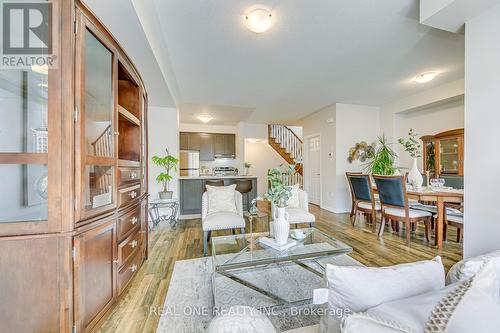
407;158;423;188
159;191;173;200
273;207;290;245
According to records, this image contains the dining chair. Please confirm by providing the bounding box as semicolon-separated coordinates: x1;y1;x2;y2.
439;203;463;243
346;171;363;219
373;175;432;246
346;173;380;231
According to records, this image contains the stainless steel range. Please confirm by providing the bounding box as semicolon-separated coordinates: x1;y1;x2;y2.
213;167;238;176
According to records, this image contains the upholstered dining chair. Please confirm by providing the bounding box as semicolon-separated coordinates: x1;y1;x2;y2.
346;173;380;231
440;203;463;243
201;189;245;256
347;171;363;218
270;187;315;228
373;175;432;246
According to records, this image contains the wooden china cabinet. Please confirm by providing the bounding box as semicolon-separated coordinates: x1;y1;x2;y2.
421;128;464;177
0;1;149;332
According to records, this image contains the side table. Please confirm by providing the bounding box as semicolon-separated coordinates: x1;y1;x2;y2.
149;198;179;230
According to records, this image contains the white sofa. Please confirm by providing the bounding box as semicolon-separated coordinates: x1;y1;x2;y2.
271;188;315;227
208;250;500;333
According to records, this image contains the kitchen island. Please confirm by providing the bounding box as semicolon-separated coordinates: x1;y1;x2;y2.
179;176;258;216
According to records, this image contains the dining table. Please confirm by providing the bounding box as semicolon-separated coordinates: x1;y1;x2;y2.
374;186;464;250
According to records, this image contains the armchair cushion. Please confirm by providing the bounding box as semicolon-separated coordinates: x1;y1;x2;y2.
384;208;432;219
286;208;316;224
202;211;245;231
286;184;301;208
206;184;237;215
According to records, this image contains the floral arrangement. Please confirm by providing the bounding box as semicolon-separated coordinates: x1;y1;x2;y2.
398;128;422;158
263;164;294;208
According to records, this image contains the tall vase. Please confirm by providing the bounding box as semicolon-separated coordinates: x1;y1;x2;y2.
273;207;290;245
407;158;423;188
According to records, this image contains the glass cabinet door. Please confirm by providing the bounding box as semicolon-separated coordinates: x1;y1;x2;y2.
76;14;117;221
439;138;459;174
0;69;49;224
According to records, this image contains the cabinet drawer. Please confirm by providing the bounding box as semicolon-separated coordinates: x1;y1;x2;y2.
117;205;140;240
117;229;141;267
118;184;141;207
117;250;142;295
118;167;141;187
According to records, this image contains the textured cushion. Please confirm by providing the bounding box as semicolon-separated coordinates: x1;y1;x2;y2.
412;203;461;215
428;261;500;333
384;207;432;218
206;184;237;214
341;313;412;333
287;184;301;208
446;250;500;293
207;306;277;333
365;283;458;332
202;211;245;231
357;202;381;210
324;257;444;318
286;207;315;224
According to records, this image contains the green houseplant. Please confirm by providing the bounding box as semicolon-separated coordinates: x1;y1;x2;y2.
264;164;295;245
152;148;179;199
243;162;252;175
364;135;398;175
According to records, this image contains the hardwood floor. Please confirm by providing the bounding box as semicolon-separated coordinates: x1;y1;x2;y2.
98;204;462;333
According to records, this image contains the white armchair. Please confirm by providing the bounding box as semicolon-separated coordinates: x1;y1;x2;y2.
271;189;315;228
202;191;246;256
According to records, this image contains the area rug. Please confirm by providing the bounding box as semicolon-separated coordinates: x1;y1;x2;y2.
156;255;362;332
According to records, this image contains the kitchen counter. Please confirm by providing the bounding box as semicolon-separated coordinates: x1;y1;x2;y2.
178;175;258;179
178;176;258;216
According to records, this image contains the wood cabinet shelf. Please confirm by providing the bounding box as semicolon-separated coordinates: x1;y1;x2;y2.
118;105;140;126
118;159;141;168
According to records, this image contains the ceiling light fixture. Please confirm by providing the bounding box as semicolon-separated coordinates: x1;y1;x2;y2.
414;71;438;83
244;8;272;33
197;115;213;123
246;138;260;144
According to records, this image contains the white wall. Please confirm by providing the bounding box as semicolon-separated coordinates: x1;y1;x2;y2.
394;98;464;170
303;104;337;211
464;3;500;257
335;104;380;212
148;107;179;199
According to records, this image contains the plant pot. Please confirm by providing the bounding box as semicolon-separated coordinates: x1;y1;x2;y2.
272;207;290;245
159;191;173;200
407;158;423;188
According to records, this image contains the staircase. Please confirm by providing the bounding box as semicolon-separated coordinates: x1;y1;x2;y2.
268;124;303;187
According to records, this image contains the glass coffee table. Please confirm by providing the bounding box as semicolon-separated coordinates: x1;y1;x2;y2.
211;228;352;309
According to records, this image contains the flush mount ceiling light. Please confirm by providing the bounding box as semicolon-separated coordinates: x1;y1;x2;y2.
246;138;260;144
197;114;213;123
414;71;438;83
244;8;272;33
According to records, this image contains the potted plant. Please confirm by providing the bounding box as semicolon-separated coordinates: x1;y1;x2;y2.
243;162;252;175
152;149;179;199
263;164;294;245
398;128;423;187
364;135;398;175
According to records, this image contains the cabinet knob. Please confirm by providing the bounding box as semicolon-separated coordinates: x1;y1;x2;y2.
130;264;137;272
131;216;138;225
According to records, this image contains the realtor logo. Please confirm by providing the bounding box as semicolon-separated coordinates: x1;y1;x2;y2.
1;1;57;69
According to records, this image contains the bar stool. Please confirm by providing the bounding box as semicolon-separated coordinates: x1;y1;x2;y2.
235;179;253;212
205;179;225;187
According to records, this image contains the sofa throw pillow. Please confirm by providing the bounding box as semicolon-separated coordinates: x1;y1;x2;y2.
286;184;300;208
206;184;237;215
324;256;445;318
446;250;500;299
341;313;412;333
425;260;500;333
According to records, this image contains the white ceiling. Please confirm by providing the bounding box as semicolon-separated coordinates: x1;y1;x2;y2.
150;0;464;124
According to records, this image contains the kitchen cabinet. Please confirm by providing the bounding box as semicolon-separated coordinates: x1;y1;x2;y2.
214;134;235;158
180;179;204;214
179;132;236;160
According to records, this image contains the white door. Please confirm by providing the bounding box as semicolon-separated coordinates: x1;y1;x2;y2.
308;136;321;205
